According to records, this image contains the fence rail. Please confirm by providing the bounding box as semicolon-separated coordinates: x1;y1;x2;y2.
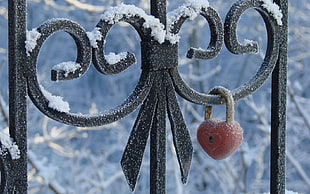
1;0;287;193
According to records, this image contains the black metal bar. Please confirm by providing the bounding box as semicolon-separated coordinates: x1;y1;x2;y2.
151;0;166;27
271;0;288;193
149;1;168;193
150;73;167;194
7;0;28;193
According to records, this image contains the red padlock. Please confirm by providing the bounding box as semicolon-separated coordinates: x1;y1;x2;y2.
197;86;243;160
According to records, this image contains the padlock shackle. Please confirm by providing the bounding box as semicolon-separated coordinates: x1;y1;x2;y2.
205;86;235;124
204;105;213;120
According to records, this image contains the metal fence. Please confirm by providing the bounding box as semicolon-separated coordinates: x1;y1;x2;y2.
1;0;287;193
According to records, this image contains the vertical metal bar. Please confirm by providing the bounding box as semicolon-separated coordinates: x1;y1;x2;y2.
150;0;166;27
271;0;288;193
149;1;167;193
150;73;167;194
8;0;28;193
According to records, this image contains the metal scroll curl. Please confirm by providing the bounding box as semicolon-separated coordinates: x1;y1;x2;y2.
26;17;155;127
170;0;281;105
167;5;224;60
92;14;147;74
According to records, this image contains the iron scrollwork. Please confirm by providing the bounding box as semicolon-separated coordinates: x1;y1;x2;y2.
2;0;283;192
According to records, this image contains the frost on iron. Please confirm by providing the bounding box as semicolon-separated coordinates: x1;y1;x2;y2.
166;0;210;44
165;33;180;45
0;131;20;160
105;52;127;64
243;39;259;53
87;27;103;48
261;0;283;25
101;3;165;43
40;85;70;113
168;0;209;21
52;61;81;77
25;28;41;56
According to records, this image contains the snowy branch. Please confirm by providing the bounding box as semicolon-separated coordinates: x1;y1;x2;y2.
286;151;310;189
63;0;105;13
288;84;310;130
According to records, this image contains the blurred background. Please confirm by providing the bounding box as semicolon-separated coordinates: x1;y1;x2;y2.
0;0;309;193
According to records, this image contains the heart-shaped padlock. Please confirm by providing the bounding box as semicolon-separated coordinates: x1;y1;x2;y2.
197;86;243;160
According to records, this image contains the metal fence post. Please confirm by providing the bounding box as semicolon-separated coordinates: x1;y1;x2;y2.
271;0;288;193
150;1;167;193
7;0;28;193
1;0;288;193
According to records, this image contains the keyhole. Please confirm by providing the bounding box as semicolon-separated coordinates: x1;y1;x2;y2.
209;136;214;143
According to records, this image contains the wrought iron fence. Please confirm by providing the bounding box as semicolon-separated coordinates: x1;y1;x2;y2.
0;0;287;193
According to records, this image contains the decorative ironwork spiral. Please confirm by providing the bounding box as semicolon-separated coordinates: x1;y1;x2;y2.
26;0;280;125
13;0;283;192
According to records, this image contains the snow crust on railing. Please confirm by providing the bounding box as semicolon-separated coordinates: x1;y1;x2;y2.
168;0;209;22
166;0;210;44
39;85;70;113
261;0;283;25
0;131;20;160
105;52;128;64
86;27;103;48
100;0;211;45
52;61;82;77
101;3;166;43
25;28;41;56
